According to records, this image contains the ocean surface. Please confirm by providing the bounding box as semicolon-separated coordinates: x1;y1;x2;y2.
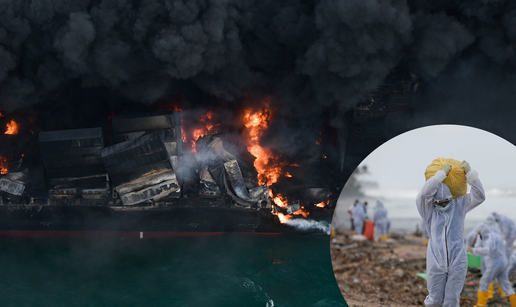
335;189;516;235
0;234;347;307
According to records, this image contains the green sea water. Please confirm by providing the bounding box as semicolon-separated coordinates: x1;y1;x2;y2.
0;234;347;307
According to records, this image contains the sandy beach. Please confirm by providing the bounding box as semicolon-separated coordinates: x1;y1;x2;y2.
331;229;516;307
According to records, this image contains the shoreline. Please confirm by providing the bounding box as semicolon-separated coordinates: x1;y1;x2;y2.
331;229;516;307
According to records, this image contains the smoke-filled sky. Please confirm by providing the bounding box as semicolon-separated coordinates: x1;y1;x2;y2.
1;0;516;162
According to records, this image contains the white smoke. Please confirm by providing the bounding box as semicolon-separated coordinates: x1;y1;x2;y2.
284;219;331;234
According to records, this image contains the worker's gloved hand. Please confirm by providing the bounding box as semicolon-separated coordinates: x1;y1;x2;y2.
462;160;471;174
467;247;473;253
441;164;452;176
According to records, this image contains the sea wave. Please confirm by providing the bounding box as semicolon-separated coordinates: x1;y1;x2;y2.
485;188;516;197
362;188;420;199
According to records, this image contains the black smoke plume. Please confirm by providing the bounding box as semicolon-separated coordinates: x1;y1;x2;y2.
0;0;515;162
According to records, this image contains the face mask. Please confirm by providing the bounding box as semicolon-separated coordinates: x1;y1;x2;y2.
434;201;452;212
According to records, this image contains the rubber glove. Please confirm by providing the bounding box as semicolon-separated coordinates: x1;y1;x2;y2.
461;160;471;174
442;164;452;176
467;246;473;253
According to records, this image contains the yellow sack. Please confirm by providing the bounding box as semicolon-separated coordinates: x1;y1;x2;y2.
424;158;467;199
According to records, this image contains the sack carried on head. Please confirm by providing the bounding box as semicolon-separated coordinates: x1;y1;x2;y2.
425;157;467;199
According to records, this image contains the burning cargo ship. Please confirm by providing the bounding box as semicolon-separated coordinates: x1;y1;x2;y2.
0;109;338;238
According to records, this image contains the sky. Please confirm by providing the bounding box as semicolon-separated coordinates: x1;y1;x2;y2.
354;124;516;194
335;124;516;230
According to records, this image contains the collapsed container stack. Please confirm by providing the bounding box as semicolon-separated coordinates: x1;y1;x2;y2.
33;111;269;208
39;128;110;201
101;132;180;206
112;111;182;185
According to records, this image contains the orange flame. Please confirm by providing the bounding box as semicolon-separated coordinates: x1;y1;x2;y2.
271;194;311;223
315;200;329;208
0;157;8;174
243;99;284;186
188;110;218;154
293;207;310;218
5;120;19;135
272;193;288;208
272;194;291;223
276;212;291;223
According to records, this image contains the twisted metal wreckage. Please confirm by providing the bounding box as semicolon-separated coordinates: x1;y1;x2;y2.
0;70;418;237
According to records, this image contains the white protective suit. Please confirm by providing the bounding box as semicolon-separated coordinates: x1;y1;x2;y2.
508;249;516;278
492;212;516;260
471;224;515;296
466;223;484;248
422;219;428;239
416;169;485;307
471;216;502;277
352;201;366;235
485;214;502;235
373;201;389;237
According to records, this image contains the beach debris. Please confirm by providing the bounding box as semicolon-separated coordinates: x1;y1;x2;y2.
351;234;368;241
331;230;516;306
416;272;427;280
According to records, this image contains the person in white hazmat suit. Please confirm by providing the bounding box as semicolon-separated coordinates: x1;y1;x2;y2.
416;161;485;307
422;219;429;245
467;223;516;306
465;217;500;251
373;200;389;241
467;217;504;299
352;201;366;235
466;223;484;247
507;249;516;280
491;212;516;260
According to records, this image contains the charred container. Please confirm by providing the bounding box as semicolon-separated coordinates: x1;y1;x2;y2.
0;111;339;237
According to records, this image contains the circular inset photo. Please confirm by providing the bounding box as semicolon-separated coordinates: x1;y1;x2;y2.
331;125;516;306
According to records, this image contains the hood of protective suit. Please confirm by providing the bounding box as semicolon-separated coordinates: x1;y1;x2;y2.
375;201;384;209
485;215;497;227
492;212;500;221
477;223;490;239
434;183;453;203
473;223;485;233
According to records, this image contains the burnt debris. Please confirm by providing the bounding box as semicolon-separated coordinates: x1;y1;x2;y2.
0;110;336;228
39;127;110;202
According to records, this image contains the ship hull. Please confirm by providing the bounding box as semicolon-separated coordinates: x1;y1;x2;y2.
0;204;322;238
